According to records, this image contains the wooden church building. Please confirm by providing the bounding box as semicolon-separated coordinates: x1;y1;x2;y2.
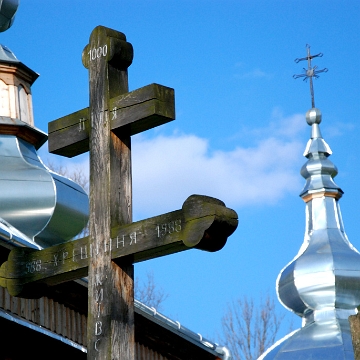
0;262;230;360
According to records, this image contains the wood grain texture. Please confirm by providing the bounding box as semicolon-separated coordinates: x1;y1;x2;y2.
85;26;135;360
86;26;114;360
350;314;360;360
47;107;89;157
48;83;175;158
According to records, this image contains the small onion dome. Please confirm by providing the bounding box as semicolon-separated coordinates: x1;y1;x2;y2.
0;0;19;32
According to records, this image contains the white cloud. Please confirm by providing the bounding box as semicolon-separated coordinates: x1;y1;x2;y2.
40;113;307;220
132;114;305;218
240;111;306;140
235;68;272;80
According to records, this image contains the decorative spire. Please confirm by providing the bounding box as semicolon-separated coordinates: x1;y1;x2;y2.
259;48;360;360
293;44;328;108
299;107;343;203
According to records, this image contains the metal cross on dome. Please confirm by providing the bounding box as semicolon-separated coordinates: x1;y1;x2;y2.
293;44;328;108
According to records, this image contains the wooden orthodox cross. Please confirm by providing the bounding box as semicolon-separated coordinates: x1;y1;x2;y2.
0;26;238;359
83;26;134;359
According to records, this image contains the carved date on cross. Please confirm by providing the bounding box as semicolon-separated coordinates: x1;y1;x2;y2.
0;195;237;297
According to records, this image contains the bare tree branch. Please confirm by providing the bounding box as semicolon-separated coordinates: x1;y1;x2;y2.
135;270;169;311
45;160;89;193
221;294;285;360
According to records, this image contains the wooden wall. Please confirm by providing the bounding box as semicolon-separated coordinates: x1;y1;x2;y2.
0;284;221;360
0;286;87;346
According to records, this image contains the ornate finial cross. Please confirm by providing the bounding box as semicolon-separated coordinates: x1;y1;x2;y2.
293;44;328;108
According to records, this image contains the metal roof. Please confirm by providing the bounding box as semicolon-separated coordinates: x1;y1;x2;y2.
135;299;231;359
0;44;18;62
0;44;39;84
261;110;360;359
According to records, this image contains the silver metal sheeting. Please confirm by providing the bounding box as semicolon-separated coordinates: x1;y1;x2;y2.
0;135;89;248
0;0;19;32
134;299;232;359
0;216;40;249
260;108;360;359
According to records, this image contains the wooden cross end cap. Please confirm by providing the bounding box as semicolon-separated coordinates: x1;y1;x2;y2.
82;26;133;70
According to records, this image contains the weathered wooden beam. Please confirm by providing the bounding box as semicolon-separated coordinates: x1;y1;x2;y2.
349;313;360;360
85;26;134;359
0;195;238;298
110;83;175;136
47;107;89;157
47;83;175;158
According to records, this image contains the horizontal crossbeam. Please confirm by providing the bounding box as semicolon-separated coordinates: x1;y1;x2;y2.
48;83;175;157
0;195;237;298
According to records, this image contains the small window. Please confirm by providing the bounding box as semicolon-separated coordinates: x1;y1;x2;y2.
0;80;10;117
19;85;30;123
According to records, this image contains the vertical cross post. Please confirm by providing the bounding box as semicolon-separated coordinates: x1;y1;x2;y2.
82;26;134;359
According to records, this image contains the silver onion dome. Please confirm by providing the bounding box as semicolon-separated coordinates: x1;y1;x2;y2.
0;0;19;32
0;135;89;248
0;34;89;248
259;108;360;359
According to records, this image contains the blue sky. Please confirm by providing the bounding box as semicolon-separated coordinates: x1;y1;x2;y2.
2;0;360;345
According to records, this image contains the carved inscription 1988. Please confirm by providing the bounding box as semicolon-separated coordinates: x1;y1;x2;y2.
23;217;183;277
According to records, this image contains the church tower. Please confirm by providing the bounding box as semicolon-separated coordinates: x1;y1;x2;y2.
260;46;360;359
0;43;46;148
0;1;89;249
